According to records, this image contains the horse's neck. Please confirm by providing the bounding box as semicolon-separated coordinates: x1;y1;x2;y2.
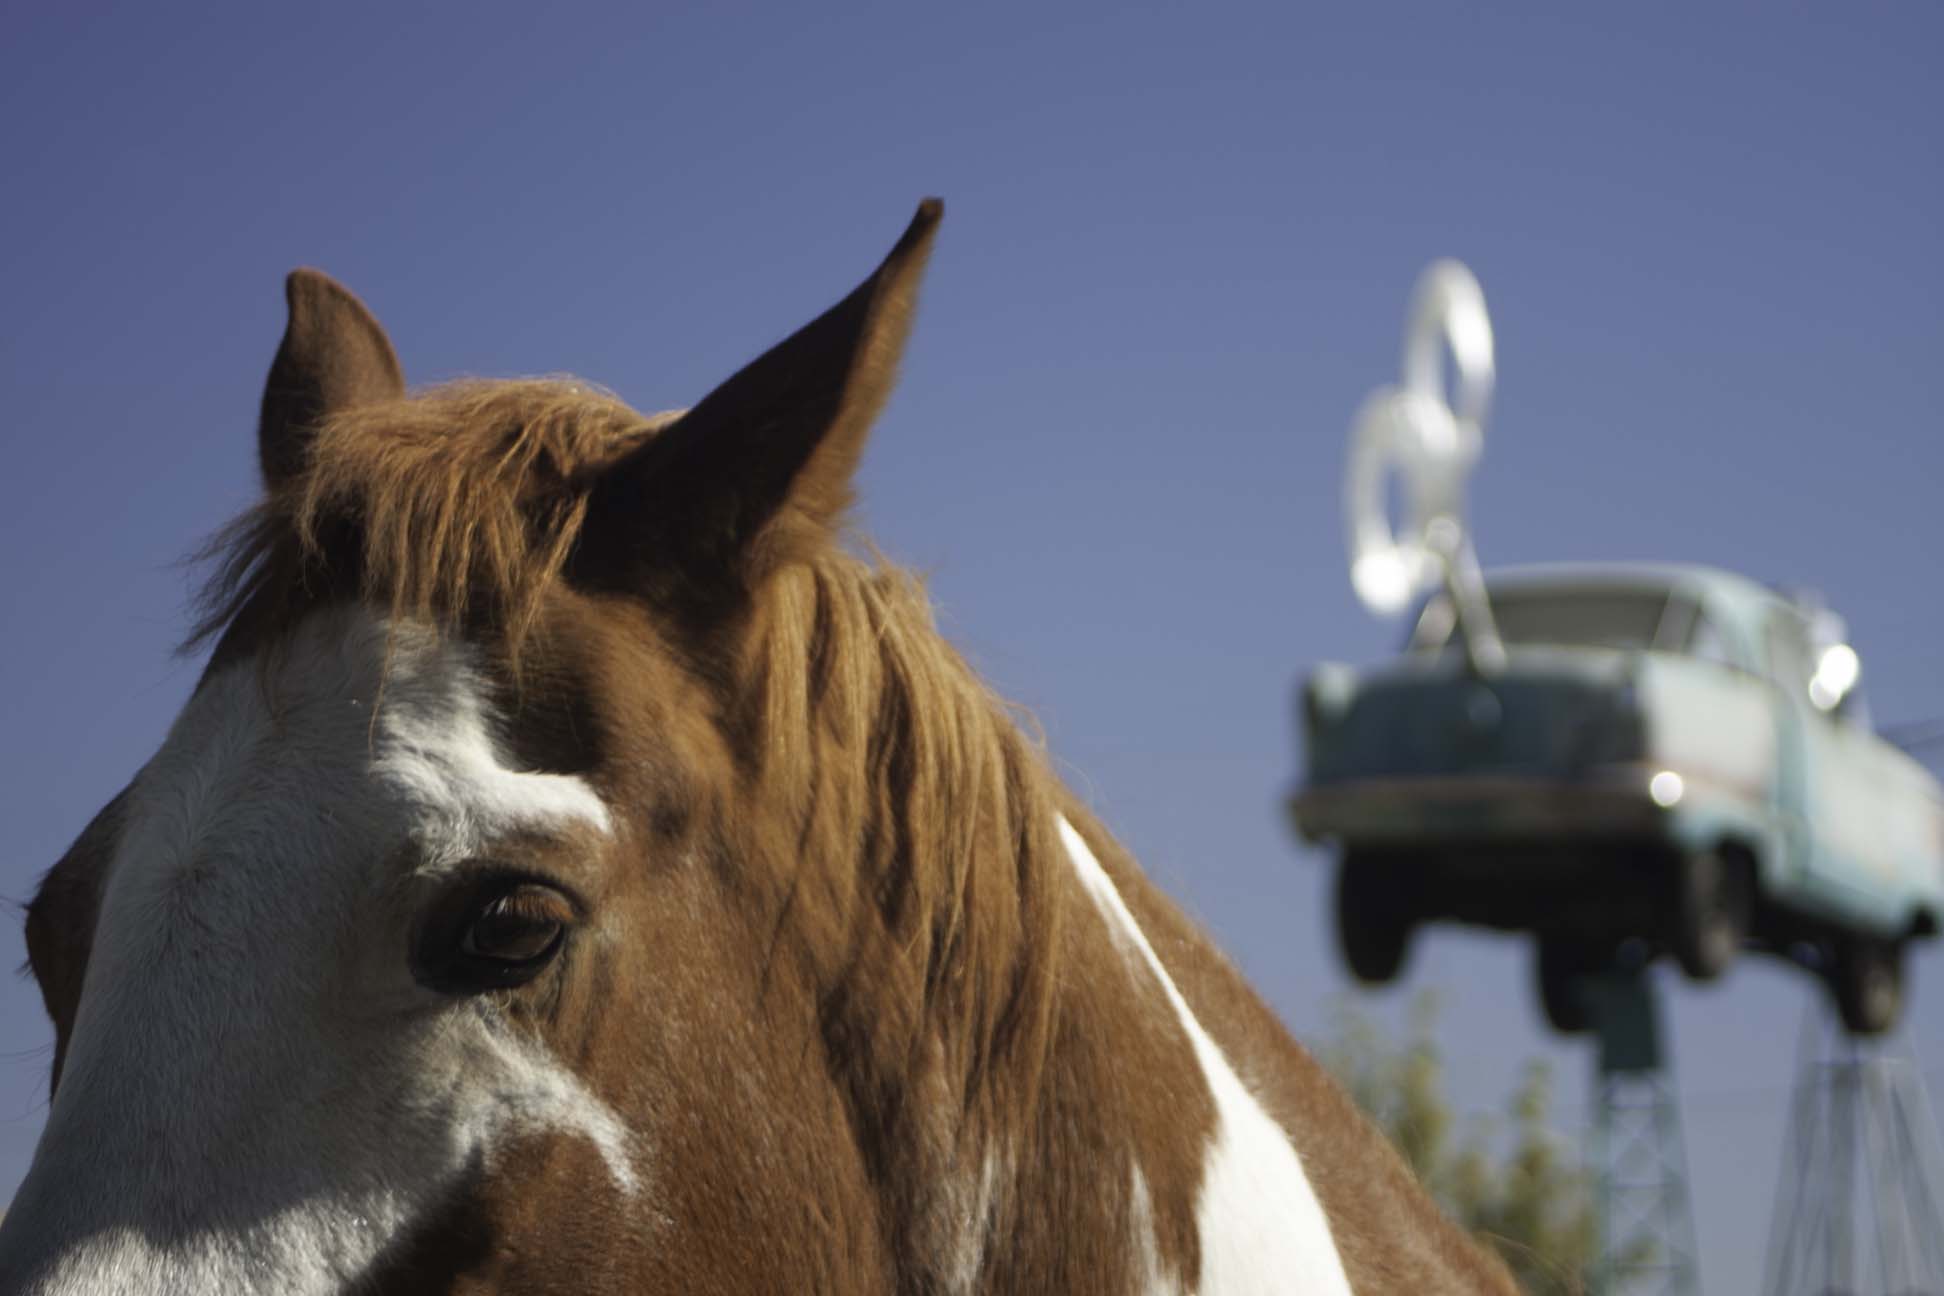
985;800;1516;1295
745;597;1512;1291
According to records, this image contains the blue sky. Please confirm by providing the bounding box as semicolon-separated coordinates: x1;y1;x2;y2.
2;5;1939;1289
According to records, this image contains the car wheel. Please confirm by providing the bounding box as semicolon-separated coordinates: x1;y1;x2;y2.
1831;938;1903;1036
1335;851;1415;985
1534;937;1604;1035
1672;846;1748;982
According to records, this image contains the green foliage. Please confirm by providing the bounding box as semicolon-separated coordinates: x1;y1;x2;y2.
1320;991;1599;1294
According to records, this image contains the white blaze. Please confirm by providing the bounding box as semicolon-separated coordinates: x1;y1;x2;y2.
1059;817;1352;1296
0;607;636;1295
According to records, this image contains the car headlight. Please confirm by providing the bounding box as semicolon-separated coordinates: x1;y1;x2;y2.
1304;662;1360;729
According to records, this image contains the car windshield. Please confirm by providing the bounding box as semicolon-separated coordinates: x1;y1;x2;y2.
1494;590;1670;649
1413;588;1675;652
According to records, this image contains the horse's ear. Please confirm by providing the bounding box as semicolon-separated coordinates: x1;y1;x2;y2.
258;269;405;490
581;199;942;604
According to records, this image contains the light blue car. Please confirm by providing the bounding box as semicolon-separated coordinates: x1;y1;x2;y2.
1291;563;1944;1034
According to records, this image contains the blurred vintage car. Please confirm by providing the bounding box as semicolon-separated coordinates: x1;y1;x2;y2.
1290;563;1944;1034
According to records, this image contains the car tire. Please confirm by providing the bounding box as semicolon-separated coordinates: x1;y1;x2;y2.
1672;846;1748;982
1335;851;1415;985
1534;937;1602;1035
1831;938;1904;1036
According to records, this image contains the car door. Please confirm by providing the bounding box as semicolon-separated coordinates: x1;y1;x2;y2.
1808;709;1937;935
1767;609;1906;932
1642;595;1776;814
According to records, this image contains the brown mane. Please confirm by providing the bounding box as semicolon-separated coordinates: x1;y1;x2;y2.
189;379;677;661
724;553;1074;1287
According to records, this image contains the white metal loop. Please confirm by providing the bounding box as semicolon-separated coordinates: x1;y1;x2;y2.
1403;259;1495;432
1344;260;1496;617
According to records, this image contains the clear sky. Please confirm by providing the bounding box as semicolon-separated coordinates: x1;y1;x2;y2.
2;5;1939;1290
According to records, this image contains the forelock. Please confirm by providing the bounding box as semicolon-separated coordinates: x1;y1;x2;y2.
188;380;682;665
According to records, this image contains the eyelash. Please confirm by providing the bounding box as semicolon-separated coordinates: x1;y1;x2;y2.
410;869;581;994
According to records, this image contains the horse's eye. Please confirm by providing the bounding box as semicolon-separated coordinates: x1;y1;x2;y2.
462;890;568;965
415;878;575;993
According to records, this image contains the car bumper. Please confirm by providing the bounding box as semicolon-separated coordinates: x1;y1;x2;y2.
1290;767;1674;845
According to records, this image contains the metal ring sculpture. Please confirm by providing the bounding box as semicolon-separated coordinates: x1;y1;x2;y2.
1344;260;1505;670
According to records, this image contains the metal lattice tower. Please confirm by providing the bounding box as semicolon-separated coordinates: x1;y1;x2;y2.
1761;1002;1944;1296
1584;971;1702;1296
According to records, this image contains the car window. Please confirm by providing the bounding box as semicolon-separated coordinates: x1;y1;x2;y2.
1490;589;1669;650
1412;588;1672;652
1653;596;1697;653
1656;597;1737;668
1683;611;1735;667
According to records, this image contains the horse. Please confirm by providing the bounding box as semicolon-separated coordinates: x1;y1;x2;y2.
0;201;1514;1294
